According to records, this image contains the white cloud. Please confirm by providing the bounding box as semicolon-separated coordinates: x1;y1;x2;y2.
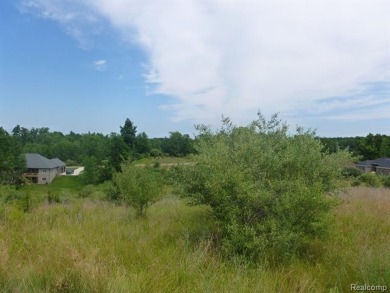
324;108;390;121
22;0;389;125
93;59;107;71
20;0;100;48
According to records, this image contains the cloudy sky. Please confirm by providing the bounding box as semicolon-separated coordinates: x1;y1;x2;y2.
0;0;389;137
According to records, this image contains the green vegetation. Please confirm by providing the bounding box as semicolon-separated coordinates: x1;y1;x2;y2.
8;119;197;184
320;133;390;160
344;168;390;188
23;176;85;194
0;186;389;292
114;163;166;216
358;172;383;187
0;128;25;185
134;155;195;166
177;114;352;263
0;114;389;291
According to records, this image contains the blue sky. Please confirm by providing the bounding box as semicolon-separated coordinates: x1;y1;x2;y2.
0;0;389;138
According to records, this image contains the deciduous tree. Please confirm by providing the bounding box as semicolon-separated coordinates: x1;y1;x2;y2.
178;113;352;263
114;163;164;217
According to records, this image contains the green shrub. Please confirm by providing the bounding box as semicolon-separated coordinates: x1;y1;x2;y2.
99;181;121;203
382;176;390;188
47;191;61;204
17;192;34;212
150;148;163;157
153;160;161;168
351;179;361;186
341;166;362;178
114;164;165;216
0;185;15;203
79;185;95;198
359;173;381;187
66;159;78;166
0;186;34;212
178;113;352;263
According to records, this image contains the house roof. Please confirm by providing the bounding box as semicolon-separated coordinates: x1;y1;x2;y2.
356;158;390;169
50;158;66;167
25;153;66;169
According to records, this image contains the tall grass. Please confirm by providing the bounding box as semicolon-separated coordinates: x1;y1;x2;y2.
0;187;389;292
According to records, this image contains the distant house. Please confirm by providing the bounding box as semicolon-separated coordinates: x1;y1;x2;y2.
356;158;390;176
24;153;66;184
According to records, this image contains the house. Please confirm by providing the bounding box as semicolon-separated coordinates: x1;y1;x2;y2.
24;153;66;184
356;158;390;176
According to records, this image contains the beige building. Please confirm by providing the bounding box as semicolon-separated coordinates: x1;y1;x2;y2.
24;153;66;184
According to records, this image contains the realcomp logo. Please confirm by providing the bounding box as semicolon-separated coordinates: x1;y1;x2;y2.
351;283;387;292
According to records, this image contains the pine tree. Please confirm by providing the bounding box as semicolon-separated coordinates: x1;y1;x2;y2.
120;118;137;151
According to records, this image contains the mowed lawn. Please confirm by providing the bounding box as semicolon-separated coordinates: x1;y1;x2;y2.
0;186;389;292
22;175;85;195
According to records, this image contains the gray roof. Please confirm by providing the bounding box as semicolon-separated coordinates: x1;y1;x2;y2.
50;158;66;167
25;154;66;169
356;158;390;169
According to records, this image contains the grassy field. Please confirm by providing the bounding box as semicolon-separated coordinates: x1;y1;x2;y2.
134;156;195;166
0;184;389;292
22;176;85;195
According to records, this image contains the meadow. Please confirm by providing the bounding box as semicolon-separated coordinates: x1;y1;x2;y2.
0;178;389;292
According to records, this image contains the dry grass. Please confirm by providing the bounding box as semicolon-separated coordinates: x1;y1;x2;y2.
314;187;390;291
0;187;389;292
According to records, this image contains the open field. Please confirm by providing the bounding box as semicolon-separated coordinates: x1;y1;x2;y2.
0;185;389;292
21;176;85;195
134;156;196;166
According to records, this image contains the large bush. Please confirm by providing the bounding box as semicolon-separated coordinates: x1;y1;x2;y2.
178;113;352;263
359;173;382;187
114;163;165;216
383;176;390;188
341;166;362;178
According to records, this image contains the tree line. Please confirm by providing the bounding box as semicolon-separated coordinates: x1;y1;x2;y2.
1;117;389;185
1;118;195;184
319;134;390;161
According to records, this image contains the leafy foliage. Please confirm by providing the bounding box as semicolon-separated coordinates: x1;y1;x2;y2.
341;166;362;178
383;176;390;188
108;134;130;172
320;134;390;160
114;163;165;216
178;113;352;263
0;128;26;185
0;185;34;212
79;185;96;198
358;173;382;187
8;119;197;178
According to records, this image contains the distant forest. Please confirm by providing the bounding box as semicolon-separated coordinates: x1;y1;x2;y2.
2;120;390;165
8;118;195;164
1;118;389;184
319;134;390;161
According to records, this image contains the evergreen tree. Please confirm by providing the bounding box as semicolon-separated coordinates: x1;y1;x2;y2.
109;134;130;172
120;118;137;151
